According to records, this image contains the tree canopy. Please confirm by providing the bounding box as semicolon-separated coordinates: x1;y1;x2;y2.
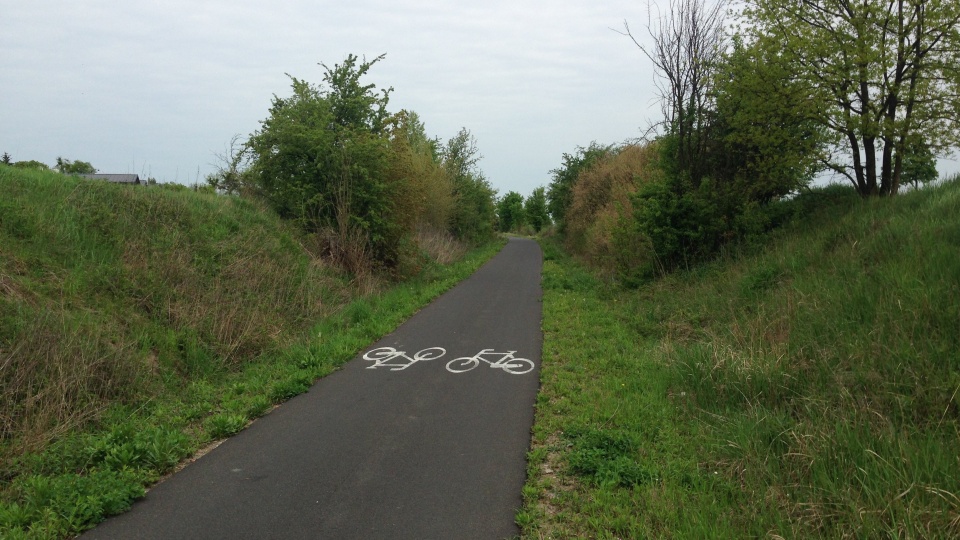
244;54;496;272
524;187;550;233
496;191;525;232
742;0;960;196
55;158;96;175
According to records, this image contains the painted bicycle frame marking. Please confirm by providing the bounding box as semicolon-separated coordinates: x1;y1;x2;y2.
362;346;446;371
445;349;535;375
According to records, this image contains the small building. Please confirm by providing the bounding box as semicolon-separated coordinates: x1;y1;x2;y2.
80;174;141;185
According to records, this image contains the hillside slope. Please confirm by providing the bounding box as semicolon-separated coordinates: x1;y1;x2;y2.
1;167;347;454
523;179;960;538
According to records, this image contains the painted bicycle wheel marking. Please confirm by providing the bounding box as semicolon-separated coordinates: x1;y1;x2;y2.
363;347;535;375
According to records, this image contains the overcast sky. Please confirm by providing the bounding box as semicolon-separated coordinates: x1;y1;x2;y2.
3;1;955;197
1;0;666;196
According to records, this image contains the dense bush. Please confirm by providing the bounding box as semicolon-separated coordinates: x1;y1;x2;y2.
562;144;662;273
385;111;454;234
546;143;611;233
246;55;397;268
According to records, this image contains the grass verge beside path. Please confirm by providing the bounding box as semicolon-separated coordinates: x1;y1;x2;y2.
519;243;742;539
521;181;960;538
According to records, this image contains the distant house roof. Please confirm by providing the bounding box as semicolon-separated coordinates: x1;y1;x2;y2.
80;174;141;184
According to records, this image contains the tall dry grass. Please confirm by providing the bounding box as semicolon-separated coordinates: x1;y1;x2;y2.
0;310;144;454
414;225;467;265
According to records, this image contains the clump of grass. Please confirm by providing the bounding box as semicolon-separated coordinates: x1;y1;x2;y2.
523;178;960;538
204;414;248;439
413;225;467;265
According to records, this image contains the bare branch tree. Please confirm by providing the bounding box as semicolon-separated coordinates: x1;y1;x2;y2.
207;134;251;195
617;0;728;183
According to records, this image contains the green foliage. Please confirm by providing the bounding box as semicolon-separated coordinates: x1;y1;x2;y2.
523;187;550;233
0;423;195;536
204;414;248;438
268;373;313;402
901;137;939;188
1;153;11;165
321;54;393;132
246;55;495;268
496;191;526;232
710;36;824;202
11;160;49;171
247;54;397;265
443;128;497;244
564;427;656;488
597;31;825;285
55;157;96;175
546;143;610;231
629;173;726;275
0;469;146;537
741;0;960;196
384;110;454;233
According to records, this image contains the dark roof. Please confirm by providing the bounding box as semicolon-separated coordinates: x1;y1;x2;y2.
80;174;141;184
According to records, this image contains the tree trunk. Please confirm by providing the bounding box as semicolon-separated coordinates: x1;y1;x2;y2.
847;131;868;195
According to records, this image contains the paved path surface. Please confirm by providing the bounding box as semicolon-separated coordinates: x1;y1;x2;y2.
84;238;543;540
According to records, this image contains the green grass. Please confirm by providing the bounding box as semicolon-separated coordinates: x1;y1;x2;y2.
522;179;960;538
0;165;505;538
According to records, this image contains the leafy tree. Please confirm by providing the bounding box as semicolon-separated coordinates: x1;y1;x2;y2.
246;54;397;264
546;143;611;230
55;157;96;174
900;136;938;188
443;128;497;244
322;54;393;133
524;187;550;233
709;36;825;202
741;0;960;196
1;152;10;165
497;191;526;232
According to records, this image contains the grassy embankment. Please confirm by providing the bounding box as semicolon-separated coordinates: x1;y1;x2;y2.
0;165;504;539
521;179;960;538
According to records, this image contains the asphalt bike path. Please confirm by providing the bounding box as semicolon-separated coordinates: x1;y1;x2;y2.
84;237;543;540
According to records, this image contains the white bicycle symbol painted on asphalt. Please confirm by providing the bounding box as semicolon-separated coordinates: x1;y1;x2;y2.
445;349;535;375
363;346;446;371
362;347;535;375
